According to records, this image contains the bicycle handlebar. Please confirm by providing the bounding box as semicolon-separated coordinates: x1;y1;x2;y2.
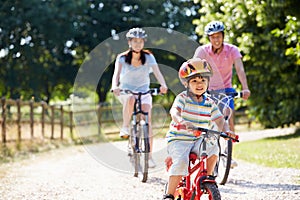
111;88;162;96
175;124;239;142
208;91;243;99
122;88;161;96
193;127;239;142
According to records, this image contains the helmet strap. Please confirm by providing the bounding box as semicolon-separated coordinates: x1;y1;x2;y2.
129;47;141;54
213;43;224;54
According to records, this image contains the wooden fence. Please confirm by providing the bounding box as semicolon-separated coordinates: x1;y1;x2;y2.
0;98;75;143
0;98;252;144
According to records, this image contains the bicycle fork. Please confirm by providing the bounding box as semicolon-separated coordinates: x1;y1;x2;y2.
197;137;217;191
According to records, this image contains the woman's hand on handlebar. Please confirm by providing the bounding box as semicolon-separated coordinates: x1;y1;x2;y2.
111;88;121;96
159;85;168;94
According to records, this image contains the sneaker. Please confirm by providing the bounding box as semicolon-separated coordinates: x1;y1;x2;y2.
231;159;238;168
149;158;156;168
162;194;174;200
119;127;129;139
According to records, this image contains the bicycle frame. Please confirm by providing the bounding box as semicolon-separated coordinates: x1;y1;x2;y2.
176;134;216;199
208;91;242;185
131;92;150;154
122;88;160;182
174;127;239;200
208;91;242;122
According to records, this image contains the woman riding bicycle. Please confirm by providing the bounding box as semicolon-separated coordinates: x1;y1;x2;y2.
111;27;168;168
163;58;235;200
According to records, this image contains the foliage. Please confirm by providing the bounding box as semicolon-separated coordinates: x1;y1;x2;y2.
193;0;300;128
0;0;199;103
0;0;85;102
1;0;300;128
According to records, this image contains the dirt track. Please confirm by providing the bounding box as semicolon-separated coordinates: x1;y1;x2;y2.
0;127;299;200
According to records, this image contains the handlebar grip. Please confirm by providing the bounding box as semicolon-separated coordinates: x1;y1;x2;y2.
220;132;239;142
151;88;160;96
232;135;239;143
236;92;243;98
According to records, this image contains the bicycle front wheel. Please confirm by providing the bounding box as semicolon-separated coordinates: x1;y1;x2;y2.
216;138;232;185
138;123;149;182
195;183;221;200
130;123;139;178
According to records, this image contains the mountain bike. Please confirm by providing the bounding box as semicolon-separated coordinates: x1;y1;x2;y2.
169;126;239;200
208;91;242;185
122;88;160;183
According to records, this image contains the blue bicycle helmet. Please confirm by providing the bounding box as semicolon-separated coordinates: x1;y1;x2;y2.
204;21;225;36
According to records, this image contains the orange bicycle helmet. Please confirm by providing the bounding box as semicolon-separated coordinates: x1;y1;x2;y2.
179;58;213;84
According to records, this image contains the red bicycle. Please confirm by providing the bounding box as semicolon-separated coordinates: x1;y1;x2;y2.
170;127;239;200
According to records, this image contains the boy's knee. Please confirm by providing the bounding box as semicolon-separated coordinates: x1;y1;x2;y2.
168;158;188;175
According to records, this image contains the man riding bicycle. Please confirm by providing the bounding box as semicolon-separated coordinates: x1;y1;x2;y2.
193;21;251;168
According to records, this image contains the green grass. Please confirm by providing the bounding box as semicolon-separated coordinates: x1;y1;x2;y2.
234;129;300;169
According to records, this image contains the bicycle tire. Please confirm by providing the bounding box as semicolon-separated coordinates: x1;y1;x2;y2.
216;138;232;185
130;123;139;178
193;183;221;200
139;123;149;182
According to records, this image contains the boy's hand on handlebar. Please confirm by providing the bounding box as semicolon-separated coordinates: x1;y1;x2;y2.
180;121;194;131
179;121;201;136
226;130;239;142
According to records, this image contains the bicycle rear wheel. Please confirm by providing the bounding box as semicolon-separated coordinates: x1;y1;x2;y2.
216;138;232;185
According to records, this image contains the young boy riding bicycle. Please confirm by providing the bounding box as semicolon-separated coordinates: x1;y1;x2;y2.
163;58;236;200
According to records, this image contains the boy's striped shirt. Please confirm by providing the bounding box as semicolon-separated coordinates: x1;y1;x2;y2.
166;91;223;143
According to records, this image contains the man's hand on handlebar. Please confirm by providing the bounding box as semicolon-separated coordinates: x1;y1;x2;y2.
242;89;251;100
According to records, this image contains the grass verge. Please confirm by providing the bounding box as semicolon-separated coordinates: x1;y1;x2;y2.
233;128;300;169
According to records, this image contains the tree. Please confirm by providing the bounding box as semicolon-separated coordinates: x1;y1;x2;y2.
193;0;300;127
0;0;85;102
0;0;199;103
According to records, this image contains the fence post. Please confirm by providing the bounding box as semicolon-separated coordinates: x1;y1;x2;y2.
30;100;34;138
1;97;6;143
41;101;45;138
69;104;73;140
51;105;55;139
97;103;102;135
16;99;21;142
60;105;64;140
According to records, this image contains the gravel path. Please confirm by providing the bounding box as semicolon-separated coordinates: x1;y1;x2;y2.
0;127;299;200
